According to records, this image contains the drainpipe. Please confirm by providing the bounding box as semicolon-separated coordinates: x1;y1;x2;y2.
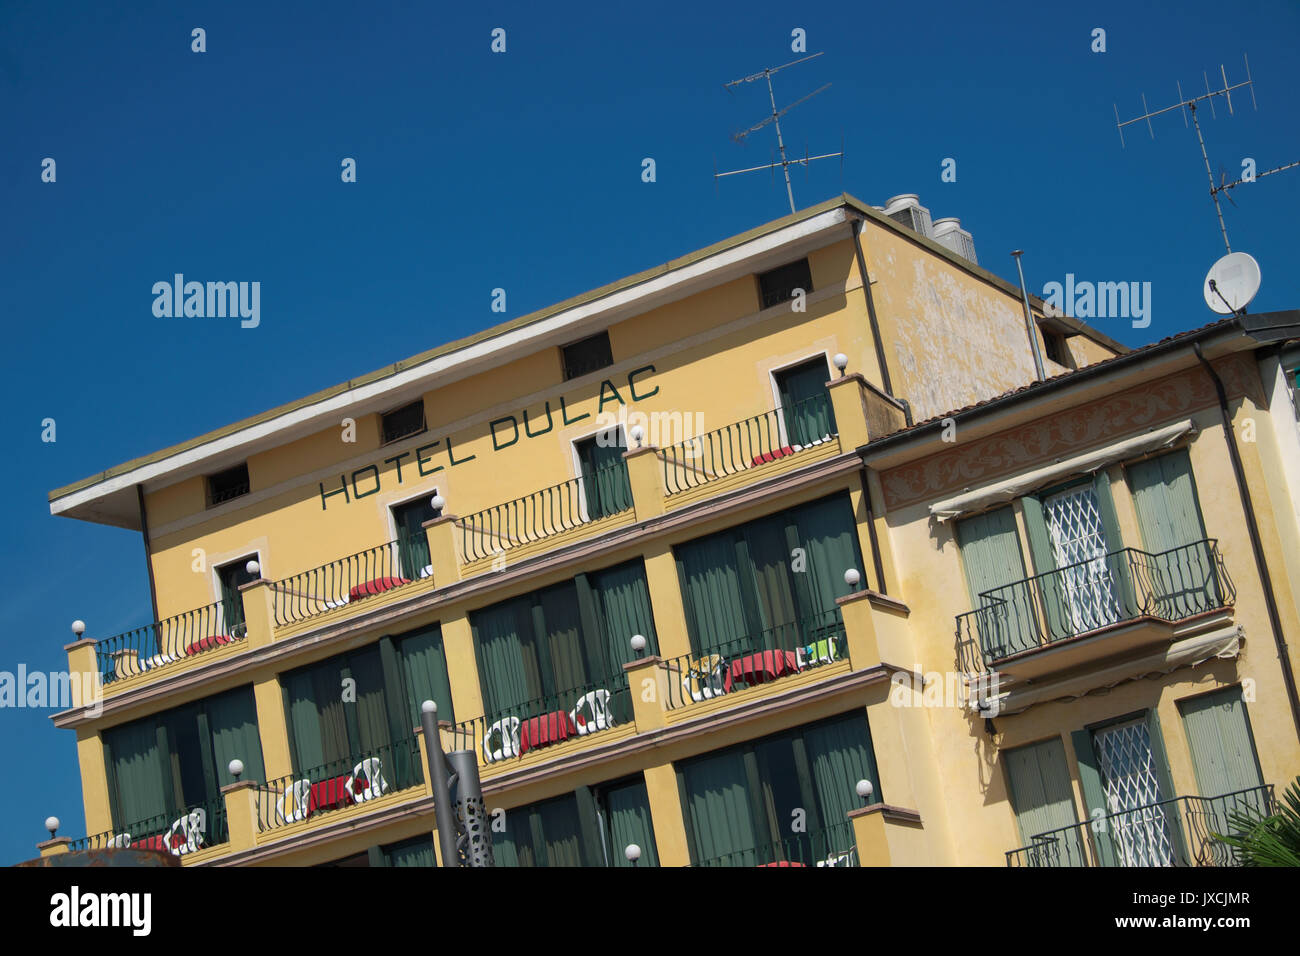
859;463;889;596
1011;251;1047;382
1193;343;1300;738
849;220;896;400
137;484;161;624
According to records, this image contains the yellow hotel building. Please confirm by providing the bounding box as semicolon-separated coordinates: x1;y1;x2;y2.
42;194;1300;866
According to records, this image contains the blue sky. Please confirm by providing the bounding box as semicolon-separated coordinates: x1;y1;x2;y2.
2;0;1297;862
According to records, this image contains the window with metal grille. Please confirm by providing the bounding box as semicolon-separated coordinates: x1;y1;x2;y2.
758;258;813;309
381;400;426;444
561;332;613;381
207;463;250;507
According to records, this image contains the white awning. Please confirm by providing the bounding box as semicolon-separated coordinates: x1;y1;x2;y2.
929;420;1197;522
989;623;1240;716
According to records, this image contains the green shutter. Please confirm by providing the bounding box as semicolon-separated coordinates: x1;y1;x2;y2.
1004;738;1082;865
383;834;435;867
1128;450;1217;615
676;533;750;656
679;749;759;865
578;431;633;519
603;777;660;867
956;507;1030;659
776;359;836;446
206;686;266;788
104;718;173;831
397;624;455;725
1092;470;1138;615
1070;729;1119;867
1022;495;1071;642
1178;687;1264;799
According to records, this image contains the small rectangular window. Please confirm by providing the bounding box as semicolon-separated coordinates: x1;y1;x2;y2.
561;331;613;381
758;259;813;309
382;400;426;445
207;463;250;507
1041;329;1073;369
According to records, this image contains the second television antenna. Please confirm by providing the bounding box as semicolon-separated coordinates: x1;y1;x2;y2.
716;52;843;215
1114;55;1298;253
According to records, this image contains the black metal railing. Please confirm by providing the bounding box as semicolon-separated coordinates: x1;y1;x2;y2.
448;673;631;768
956;539;1234;673
664;609;846;710
96;600;248;684
256;735;423;833
272;538;431;626
661;394;835;496
1006;784;1275;867
459;461;633;563
69;796;230;858
693;820;860;867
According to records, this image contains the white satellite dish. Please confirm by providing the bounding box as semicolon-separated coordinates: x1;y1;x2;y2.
1203;252;1261;315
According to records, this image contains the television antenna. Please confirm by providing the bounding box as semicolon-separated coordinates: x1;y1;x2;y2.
1114;55;1298;254
716;52;843;215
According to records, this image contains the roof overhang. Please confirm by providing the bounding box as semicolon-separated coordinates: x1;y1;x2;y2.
51;201;862;530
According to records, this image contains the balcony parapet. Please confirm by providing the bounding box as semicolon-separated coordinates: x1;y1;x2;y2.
1006;784;1275;867
956;539;1235;677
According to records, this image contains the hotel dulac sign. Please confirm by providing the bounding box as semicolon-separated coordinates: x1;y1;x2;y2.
319;364;658;509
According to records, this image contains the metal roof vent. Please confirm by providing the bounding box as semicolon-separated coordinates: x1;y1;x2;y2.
882;194;933;238
932;217;978;265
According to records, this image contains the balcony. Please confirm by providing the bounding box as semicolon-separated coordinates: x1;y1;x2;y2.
448;671;634;773
692;820;860;867
69;794;230;860
255;734;424;835
96;599;247;685
662;609;848;711
457;461;634;568
660;395;840;503
956;539;1235;678
271;537;434;628
1006;784;1275;867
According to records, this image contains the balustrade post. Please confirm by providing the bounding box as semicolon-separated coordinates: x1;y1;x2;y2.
423;514;463;585
221;780;260;853
623;444;665;520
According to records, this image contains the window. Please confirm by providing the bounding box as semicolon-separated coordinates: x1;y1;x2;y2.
678;711;879;866
493;793;589;866
674;493;862;660
561;331;613;381
1003;738;1079;854
574;427;633;519
381;400;427;445
391;495;441;579
470;560;658;730
774;357;836;446
378;833;436;868
102;686;265;845
493;776;659;867
206;463;250;507
758;258;813;309
1072;712;1183;866
1042;329;1072;368
215;555;259;636
282;635;441;792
